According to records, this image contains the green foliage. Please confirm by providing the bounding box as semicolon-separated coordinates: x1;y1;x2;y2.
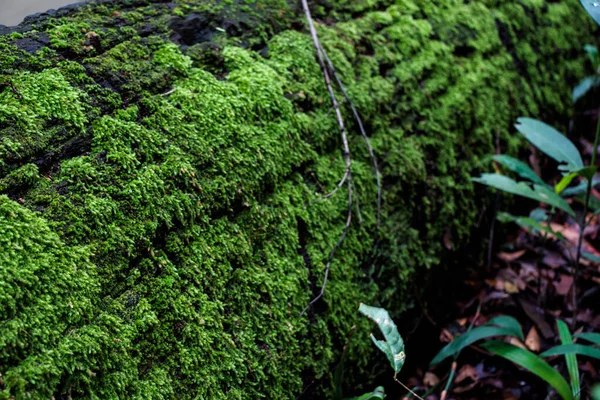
430;315;523;366
483;340;574;400
514;118;584;172
358;304;405;374
558;320;581;400
472;173;576;216
541;344;600;359
347;386;385;400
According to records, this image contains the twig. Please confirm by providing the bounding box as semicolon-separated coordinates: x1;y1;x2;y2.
319;46;382;233
300;0;353;315
301;184;353;316
394;374;425;400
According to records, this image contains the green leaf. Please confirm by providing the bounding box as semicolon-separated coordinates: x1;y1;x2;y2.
473;174;576;217
515;117;584;172
347;387;385;400
556;172;579;194
487;315;525;340
584;44;600;68
492;155;545;185
482;341;573;400
573;77;600;103
581;0;600;26
541;344;600;360
557;320;580;400
430;325;519;366
496;212;566;241
582;252;600;264
359;304;405;373
574;332;600;345
529;208;549;222
556;167;597;194
592;384;600;400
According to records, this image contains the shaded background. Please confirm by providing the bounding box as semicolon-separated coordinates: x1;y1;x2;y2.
0;0;79;25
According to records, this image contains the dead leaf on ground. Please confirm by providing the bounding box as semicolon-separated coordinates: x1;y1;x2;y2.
525;326;541;352
554;274;573;296
509;337;527;350
542;252;567;269
423;372;440;387
455;364;479;384
548;222;600;258
440;328;454;343
516;297;555;339
497;249;526;262
504;281;520;294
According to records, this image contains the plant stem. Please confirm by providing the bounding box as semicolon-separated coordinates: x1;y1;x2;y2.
394;374;425;400
573;111;600;329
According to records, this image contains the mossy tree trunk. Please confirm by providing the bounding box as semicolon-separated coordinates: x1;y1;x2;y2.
0;0;594;398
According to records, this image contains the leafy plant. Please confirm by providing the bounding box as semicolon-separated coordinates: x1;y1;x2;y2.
358;304;424;400
430;318;600;400
473;88;600;327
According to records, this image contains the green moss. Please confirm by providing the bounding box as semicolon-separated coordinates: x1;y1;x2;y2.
0;0;595;398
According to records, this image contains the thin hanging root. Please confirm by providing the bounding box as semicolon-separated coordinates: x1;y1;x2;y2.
309;167;350;205
301;180;353;317
300;0;354;316
319;46;382;233
301;0;381;315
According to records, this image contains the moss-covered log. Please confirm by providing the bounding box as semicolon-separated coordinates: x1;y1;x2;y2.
0;0;594;398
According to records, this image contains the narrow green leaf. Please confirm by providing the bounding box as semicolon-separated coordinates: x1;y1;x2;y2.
347;387;385;400
430;325;518;366
561;177;600;197
496;212;567;241
492;155;546;185
581;0;600;26
515;118;584;172
359;304;405;373
573;77;600;103
487;315;525;341
592;384;600;400
557;320;580;400
584;44;599;63
482;341;573;400
541;344;600;360
582;252;600;264
473;174;575;216
556;167;596;194
574;332;600;345
556;172;579;194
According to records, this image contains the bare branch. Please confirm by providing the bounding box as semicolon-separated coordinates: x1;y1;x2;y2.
300;0;354;315
301;179;353;316
320;46;382;233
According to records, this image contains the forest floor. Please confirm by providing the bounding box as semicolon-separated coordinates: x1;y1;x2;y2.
399;128;600;400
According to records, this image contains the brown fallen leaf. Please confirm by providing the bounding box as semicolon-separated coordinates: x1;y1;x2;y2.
455;364;479;384
554;274;574;296
504;281;520;294
542;252;567;269
423;372;440;387
525;326;541;352
497;249;526;262
440;328;454;343
509;337;527;350
548;222;600;258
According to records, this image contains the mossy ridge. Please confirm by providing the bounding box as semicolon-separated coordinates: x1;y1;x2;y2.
0;0;594;398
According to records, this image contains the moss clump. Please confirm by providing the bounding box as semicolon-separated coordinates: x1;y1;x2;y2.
0;0;594;398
